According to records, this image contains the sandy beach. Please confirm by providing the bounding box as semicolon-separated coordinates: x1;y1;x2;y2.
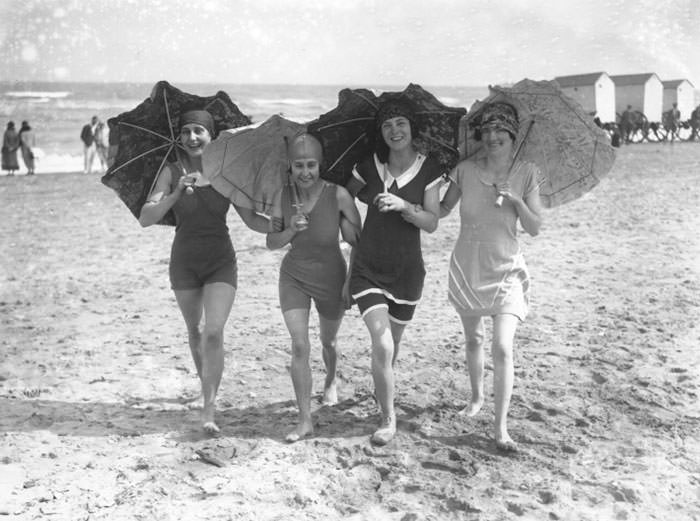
1;142;699;520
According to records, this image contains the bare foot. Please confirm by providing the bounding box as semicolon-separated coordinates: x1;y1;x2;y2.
495;433;518;453
202;405;219;434
458;399;483;417
370;414;396;446
285;421;314;443
321;382;338;406
203;421;220;435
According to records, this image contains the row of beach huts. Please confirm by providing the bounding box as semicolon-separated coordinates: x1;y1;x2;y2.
552;72;695;124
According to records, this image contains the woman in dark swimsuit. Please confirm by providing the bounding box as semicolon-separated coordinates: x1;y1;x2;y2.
139;110;268;434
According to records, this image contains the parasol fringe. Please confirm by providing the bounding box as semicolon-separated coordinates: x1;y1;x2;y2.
163;89;177;143
349;90;380;110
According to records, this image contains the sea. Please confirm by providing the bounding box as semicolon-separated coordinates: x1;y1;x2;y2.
0;81;488;174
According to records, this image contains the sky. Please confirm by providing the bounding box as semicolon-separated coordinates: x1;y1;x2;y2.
0;0;697;87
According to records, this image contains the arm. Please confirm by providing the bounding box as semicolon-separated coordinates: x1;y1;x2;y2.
233;204;271;234
337;186;361;247
345;176;365;199
404;184;440;232
138;166;183;227
439;177;462;218
265;189;306;250
495;179;543;237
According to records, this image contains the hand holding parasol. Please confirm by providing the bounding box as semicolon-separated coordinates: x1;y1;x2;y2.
461;79;616;208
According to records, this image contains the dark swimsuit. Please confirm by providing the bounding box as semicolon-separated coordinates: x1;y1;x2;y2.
169;168;237;290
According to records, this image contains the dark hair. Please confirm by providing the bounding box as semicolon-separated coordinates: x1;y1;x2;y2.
373;98;419;163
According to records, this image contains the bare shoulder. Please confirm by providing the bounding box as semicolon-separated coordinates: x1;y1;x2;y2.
332;182;353;201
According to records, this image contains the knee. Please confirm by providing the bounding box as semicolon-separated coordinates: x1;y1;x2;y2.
201;328;223;350
321;337;337;353
291;339;311;360
372;340;394;366
465;334;484;353
492;339;513;364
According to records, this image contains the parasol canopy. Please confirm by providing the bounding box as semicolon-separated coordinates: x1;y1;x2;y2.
307;84;466;186
461;79;616;208
201;115;306;216
101;80;251;226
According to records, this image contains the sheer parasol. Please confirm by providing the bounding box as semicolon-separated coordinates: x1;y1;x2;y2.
202;115;306;217
461;79;616;208
101;80;251;225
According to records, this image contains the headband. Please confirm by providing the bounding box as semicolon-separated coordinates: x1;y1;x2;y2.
179;110;215;137
479;103;519;137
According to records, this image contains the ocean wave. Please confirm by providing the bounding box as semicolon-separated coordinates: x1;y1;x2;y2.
4;91;72;99
29;150;84;174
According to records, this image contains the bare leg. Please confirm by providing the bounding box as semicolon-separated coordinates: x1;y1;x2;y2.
319;313;343;406
363;307;403;445
458;315;485;417
389;319;405;367
282;308;314;442
492;313;518;450
174;288;204;380
199;282;236;434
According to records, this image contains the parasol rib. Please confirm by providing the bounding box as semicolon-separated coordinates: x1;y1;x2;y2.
145;143;176;201
327;133;367;173
315;117;374;131
109;142;172;174
118;121;174;144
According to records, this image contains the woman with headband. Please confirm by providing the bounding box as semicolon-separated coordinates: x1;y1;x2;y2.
266;132;361;442
139;109;269;434
440;102;543;452
345;98;442;445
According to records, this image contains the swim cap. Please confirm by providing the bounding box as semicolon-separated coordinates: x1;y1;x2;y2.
287;132;323;162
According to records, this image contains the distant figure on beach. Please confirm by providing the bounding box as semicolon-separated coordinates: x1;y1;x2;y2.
266;132;361;443
94;120;109;171
345;98;441;446
440;102;543;453
619;105;634;144
668;102;681;142
2;121;20;176
138;109;269;434
18;120;36;175
80;115;98;174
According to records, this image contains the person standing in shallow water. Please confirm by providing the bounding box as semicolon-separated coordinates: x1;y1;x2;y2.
345;98;442;446
266;132;361;442
440;102;543;452
139;109;269;434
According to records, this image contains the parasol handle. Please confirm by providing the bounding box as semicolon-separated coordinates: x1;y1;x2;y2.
495;120;535;207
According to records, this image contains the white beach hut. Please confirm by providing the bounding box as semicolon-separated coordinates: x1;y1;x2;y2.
553;72;616;123
661;79;695;120
611;73;663;123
